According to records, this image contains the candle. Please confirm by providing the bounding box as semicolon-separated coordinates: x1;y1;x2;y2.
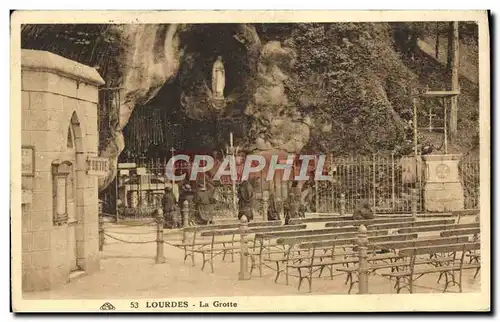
230;132;234;148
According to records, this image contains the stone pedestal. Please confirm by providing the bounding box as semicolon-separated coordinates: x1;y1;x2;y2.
423;154;464;212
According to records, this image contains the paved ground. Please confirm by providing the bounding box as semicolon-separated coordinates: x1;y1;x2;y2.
24;218;481;299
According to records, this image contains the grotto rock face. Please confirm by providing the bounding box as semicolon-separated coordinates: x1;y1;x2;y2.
99;24;183;190
247;41;311;153
99;28;313;190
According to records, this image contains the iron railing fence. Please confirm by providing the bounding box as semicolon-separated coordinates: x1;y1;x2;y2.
459;154;480;210
99;154;480;219
314;155;424;213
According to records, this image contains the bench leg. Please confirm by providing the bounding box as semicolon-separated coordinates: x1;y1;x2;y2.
345;272;351;285
474;267;480;279
285;262;289;285
184;247;195;267
231;241;235;262
297;269;304;290
443;272;450;292
190;248;196;267
201;253;207;271
274;261;281;283
318;265;325;278
222;243;227;261
308;267;313;293
258;253;263;277
395;277;403;294
459;270;463;293
249;255;255;277
443;271;461;293
210;251;215;273
348;279;357;294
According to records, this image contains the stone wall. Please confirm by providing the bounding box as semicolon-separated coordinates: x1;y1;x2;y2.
21;49;105;292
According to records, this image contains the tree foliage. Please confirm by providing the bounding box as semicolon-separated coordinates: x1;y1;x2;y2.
285;23;419;156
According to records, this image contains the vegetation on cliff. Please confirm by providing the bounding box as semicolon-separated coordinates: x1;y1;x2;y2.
21;22;479;190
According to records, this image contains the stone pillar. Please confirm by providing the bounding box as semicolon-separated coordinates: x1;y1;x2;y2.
357;224;369;294
238;215;250;280
422;154;464;212
155;209;165;264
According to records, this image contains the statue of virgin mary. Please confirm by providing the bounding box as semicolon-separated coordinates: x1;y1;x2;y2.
212;56;225;99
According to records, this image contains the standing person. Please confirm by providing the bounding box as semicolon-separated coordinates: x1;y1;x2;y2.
238;180;254;222
267;192;281;221
353;200;375;220
163;185;177;228
300;181;313;213
193;184;213;225
284;192;300;225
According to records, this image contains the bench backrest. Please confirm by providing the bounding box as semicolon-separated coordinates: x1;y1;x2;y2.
298;233;418;249
200;224;307;236
254;226;359;240
440;228;481;237
184;220;281;233
325;217;415;227
399;242;481;257
288;216;354;224
397;222;480;234
452;209;480;216
276;229;388;246
371;236;470;250
375;213;453;218
369;219;455;230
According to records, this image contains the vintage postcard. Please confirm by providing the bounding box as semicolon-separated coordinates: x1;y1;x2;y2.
11;10;490;312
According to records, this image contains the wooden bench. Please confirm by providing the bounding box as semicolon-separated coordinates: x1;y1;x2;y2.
441;228;481;279
381;242;481;293
324;217;415;228
466;253;481;278
367;219;456;231
196;224;307;273
440;227;481;237
397;222;480;234
250;226;362;268
288;216;357;224
261;230;390;282
453;209;480;224
276;230;389;247
275;233;418;292
375;212;453;218
337;236;470;293
249;227;389;278
176;221;282;266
